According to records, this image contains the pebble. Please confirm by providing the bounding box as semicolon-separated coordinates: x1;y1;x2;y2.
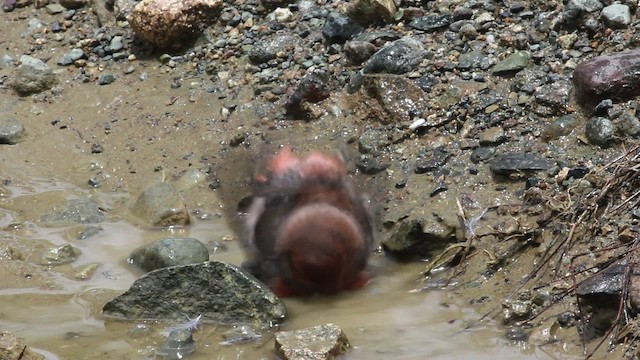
57;48;85;66
128;237;210;272
10;55;58;96
585;117;614;146
0;118;26;144
600;4;631;29
363;36;428;74
98;73;116;85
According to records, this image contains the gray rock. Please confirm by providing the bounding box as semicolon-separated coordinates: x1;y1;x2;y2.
57;48;85;66
577;263;625;296
129;237;210;272
601;4;631;29
616;111;640;136
479;127;507;146
363;37;428;74
248;35;299;64
534;80;572;114
130;182;190;227
457;50;484;70
102;261;286;325
0;118;26;145
0;331;44;360
40;198;105;226
41;243;79;265
45;3;65;14
585;116;614;146
58;0;87;9
381;216;456;260
491;51;532;75
114;0;137;20
109;36;124;52
321;11;363;44
568;0;603;13
128;0;222;50
358;126;392;154
98;73;117;85
489;153;554;175
573;48;640;107
275;324;350;360
1;55;14;68
409;13;454;31
10;55;58;96
415;148;450;173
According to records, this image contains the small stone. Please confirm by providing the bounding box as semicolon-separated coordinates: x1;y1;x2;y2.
98;73;117;85
489;153;553;175
275;324;350;360
41;244;79;266
45;3;65;13
130;182;190;227
40;198;105;226
616;112;640;136
409;13;454;31
74;263;100;280
273;7;293;23
58;0;87;9
109;35;124;52
347;0;397;26
0;118;26;145
492;51;532;75
601;4;631;29
10;55;58;96
355;157;390;174
322;12;363;44
157;329;196;359
363;37;428;74
585;117;614;146
129;237;210;272
57;48;85;66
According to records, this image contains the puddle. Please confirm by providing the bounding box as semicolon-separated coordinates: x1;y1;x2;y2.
0;178;577;359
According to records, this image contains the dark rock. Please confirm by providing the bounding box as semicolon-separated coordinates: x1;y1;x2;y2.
10;55;58;96
103;261;286;325
573;49;640;107
585;117;614;146
3;0;16;12
457;50;484;70
40;198;105;226
321;12;363;44
352;30;399;46
129;237;210;272
58;0;86;9
534;80;572;114
594;99;613;116
249;35;299;64
284;70;330;115
347;0;396;26
577;263;625;296
363;37;427;74
355;156;390;174
409;13;454;31
470;147;495;163
0;118;26;144
381;216;455;260
275;323;350;360
415;148;450;173
489;153;553;175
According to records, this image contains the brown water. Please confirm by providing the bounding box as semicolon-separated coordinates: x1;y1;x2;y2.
0;177;581;360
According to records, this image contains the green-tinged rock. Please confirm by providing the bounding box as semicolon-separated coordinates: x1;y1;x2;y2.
129;237;210;272
102;261;286;325
40;198;105;226
130;182;190;227
275;323;350;360
492;51;532;75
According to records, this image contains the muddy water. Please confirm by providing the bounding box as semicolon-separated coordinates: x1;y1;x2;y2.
0;177;569;360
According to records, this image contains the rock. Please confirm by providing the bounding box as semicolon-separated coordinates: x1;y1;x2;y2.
355;156;390;174
129;237;210;272
102;261;286;325
157;329;196;359
470;147;496;163
616;111;640;136
577;263;625;297
40;198;105;226
363;37;428;74
568;0;603;13
534;80;572;114
249;35;299;64
57;48;85;66
573;49;640;107
409;13;454;31
221;325;263;345
128;0;222;50
74;263;99;280
272;7;293;23
10;55;58;96
382;216;457;260
343;40;377;65
109;35;124;52
130;182;190;227
0;118;26;144
285;70;330;115
479;127;507;146
541;114;580;140
0;331;45;360
114;0;137;20
321;12;363;44
360;74;429;123
358;126;392;154
98;73;117;85
44;3;65;13
491;51;532;75
58;0;86;9
347;0;397;26
457;50;484;70
585;117;614;146
489;153;554;176
275;324;350;360
415;148;450;173
600;4;631;29
41;244;79;265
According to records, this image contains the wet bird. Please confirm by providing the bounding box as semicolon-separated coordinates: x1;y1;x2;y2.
242;147;376;297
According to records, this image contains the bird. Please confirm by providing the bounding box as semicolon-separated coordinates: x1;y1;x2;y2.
242;146;376;297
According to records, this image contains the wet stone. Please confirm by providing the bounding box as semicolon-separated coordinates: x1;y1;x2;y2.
221;325;263;345
542;114;580;140
382;216;454;260
130;182;190;227
74;263;99;280
102;260;286;325
10;55;58;96
572;49;640;107
415;148;450;174
489;153;553;175
40;198;105;226
409;13;453;31
157;329;196;359
0;118;26;144
275;323;350;360
600;4;631;29
129;237;210;272
585;117;614;146
491;51;532;75
41;243;79;265
576;263;625;297
321;11;363;44
0;331;45;360
360;74;429;123
363;36;427;74
534;80;572;114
